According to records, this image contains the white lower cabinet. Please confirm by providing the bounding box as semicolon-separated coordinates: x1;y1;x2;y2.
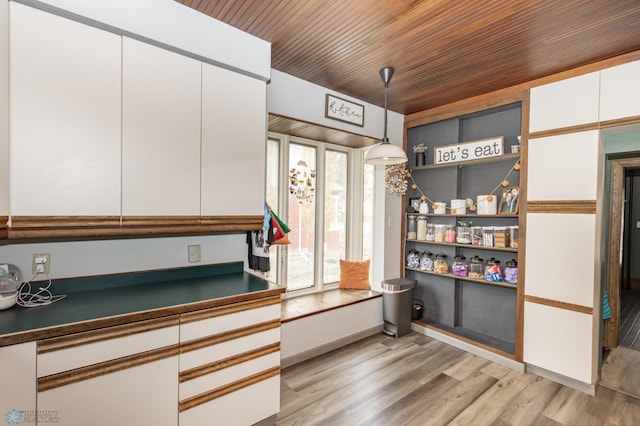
0;342;37;424
36;318;180;426
178;297;282;426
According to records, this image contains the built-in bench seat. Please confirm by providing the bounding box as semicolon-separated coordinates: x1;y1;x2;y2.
280;289;383;368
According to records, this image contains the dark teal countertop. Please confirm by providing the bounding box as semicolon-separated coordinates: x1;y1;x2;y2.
0;262;284;346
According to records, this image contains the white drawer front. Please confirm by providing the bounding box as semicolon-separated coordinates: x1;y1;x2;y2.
179;352;279;400
38;325;179;377
180;304;280;342
180;328;280;371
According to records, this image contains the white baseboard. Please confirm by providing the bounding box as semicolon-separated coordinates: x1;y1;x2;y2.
411;322;525;373
281;325;382;369
525;363;595;395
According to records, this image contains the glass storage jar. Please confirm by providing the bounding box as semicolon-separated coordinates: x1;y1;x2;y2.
416;216;428;240
482;226;494;247
509;225;519;248
505;259;518;284
494;226;510;248
471;226;483;246
434;252;449;274
419;251;434;271
469;255;484;279
484;257;504;282
426;223;435;241
406;249;420;269
456;221;472;244
445;225;457;243
407;214;417;240
452;255;469;277
434;224;446;242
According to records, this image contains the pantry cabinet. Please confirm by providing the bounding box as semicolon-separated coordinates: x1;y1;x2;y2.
121;37;202;216
599;59;640;122
9;3;122;217
404;100;524;358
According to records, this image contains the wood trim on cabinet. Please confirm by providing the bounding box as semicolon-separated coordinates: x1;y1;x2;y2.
528;123;600;139
179;366;280;412
600;115;640;130
179;342;280;382
524;295;593;315
526;200;596;214
0;216;7;240
37;344;180;392
37;316;179;354
180;296;281;325
5;215;263;241
179;319;281;354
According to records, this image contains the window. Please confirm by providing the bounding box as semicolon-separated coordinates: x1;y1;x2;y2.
267;133;371;294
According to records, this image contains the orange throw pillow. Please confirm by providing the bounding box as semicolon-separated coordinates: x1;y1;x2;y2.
339;259;371;290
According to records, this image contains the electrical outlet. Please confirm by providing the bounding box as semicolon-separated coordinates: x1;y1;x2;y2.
32;253;50;275
188;245;201;263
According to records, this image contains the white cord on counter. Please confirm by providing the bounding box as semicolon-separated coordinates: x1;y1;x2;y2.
17;272;66;307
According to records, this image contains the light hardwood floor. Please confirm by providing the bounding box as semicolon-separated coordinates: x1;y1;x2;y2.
278;332;640;425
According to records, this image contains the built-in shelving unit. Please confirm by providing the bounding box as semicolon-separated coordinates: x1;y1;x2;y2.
404;100;524;359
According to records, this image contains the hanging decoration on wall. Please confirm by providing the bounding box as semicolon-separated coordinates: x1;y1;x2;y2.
384;163;409;196
289;160;316;204
405;159;521;213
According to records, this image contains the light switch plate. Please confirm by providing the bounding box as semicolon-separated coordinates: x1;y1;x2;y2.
188;245;201;263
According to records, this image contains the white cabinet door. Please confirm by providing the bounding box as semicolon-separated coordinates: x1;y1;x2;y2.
201;63;267;216
0;342;36;423
9;3;121;216
529;71;600;133
122;37;202;216
600;60;640;122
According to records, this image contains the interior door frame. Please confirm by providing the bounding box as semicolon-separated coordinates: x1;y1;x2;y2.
604;157;640;348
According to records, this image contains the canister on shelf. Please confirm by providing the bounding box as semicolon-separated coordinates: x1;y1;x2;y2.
407;214;417;240
434;224;446;242
505;259;518;284
471;226;483;246
406;249;420;269
445;225;457;243
434;252;449;274
494;226;510;248
456;221;472;244
482;226;494;247
469;255;484;279
450;199;466;214
426;223;435;241
476;195;497;215
484;257;504;282
452;255;469;277
419;251;434;272
416;216;428;240
509;225;519;248
433;202;447;214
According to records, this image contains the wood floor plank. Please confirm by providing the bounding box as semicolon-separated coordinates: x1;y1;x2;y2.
493;375;562;426
542;386;593;424
443;351;492;381
600;346;640;399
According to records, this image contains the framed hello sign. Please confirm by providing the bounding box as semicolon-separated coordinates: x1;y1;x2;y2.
433;136;504;165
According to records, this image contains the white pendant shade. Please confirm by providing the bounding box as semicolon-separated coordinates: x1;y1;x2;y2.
364;142;408;165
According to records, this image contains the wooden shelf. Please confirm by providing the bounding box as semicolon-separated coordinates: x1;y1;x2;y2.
410;153;520;171
406;239;518;253
405;267;517;289
406;213;518;218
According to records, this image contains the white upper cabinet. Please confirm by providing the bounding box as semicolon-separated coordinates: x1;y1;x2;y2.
122;38;202;216
529;71;600;133
201;63;267;216
9;3;122;216
600;60;640;122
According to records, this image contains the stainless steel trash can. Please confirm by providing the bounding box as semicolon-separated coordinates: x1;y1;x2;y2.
382;278;416;337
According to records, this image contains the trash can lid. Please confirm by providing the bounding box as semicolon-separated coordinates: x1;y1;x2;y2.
381;278;416;292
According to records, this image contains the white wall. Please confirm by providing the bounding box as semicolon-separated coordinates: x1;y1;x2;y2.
267;69;405;288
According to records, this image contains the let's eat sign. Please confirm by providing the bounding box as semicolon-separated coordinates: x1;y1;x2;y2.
434;136;504;165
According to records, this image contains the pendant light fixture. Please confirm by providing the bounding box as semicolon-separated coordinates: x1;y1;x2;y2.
364;67;408;165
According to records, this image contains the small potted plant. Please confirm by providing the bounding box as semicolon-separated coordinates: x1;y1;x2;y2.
413;143;428;166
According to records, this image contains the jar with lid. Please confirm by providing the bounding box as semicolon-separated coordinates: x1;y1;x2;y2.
509;225;519;248
445;225;457;243
456;221;472;244
484;257;504;282
469;255;484;279
434;252;449;274
452;255;468;277
406;249;420;269
494;226;510;248
505;259;518;284
416;216;428;240
434;224;446;242
419;251;434;271
426;223;435;241
482;226;494;247
407;215;417;240
471;226;483;246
